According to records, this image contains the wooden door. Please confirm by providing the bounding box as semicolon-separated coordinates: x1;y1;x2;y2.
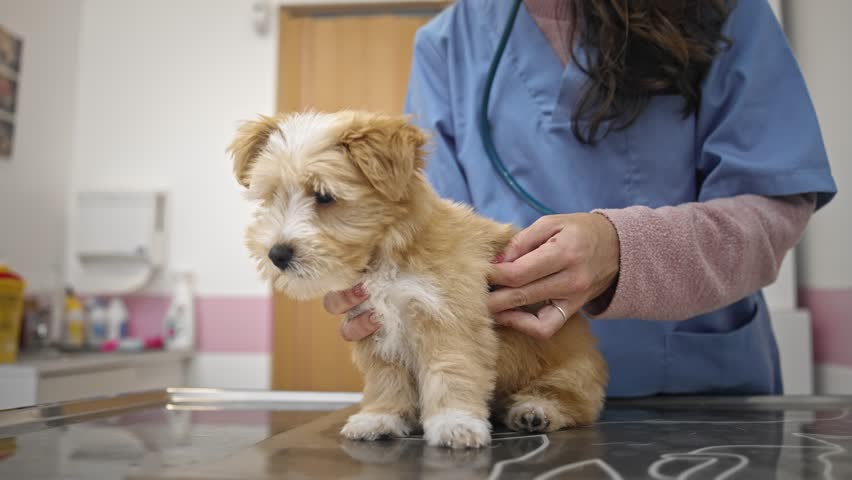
273;4;443;392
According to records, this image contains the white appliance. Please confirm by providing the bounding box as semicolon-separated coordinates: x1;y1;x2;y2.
70;191;167;295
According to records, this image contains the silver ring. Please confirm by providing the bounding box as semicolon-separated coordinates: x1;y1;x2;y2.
547;300;568;323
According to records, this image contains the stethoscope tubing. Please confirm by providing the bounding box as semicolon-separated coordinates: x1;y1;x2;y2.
477;0;556;216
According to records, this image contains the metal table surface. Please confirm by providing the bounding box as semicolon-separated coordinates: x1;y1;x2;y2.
0;390;850;479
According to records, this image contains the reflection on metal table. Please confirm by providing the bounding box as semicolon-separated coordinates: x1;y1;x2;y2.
0;389;850;479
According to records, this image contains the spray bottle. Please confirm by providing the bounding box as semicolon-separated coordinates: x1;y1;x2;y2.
163;271;195;351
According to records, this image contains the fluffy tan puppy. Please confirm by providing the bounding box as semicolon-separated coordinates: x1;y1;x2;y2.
229;110;607;449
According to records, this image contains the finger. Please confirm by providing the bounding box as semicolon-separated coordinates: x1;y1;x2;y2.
536;299;580;334
487;270;575;313
323;283;368;314
490;240;564;288
492;309;562;340
339;311;379;341
500;216;563;263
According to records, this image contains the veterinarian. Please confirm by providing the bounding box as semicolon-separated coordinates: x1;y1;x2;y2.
324;0;837;397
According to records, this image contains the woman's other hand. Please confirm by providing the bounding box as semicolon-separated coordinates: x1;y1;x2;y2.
323;284;378;341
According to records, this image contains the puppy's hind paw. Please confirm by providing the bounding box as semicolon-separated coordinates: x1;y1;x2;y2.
423;409;491;449
341;412;411;441
505;399;565;433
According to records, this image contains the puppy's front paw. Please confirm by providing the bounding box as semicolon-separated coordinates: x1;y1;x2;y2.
423;409;491;449
341;412;411;441
505;399;565;433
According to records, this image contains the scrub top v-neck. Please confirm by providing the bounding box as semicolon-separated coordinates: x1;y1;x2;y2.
404;0;837;397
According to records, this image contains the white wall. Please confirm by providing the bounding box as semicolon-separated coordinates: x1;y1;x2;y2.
816;365;852;395
67;0;278;297
787;0;852;291
0;0;82;291
190;352;270;390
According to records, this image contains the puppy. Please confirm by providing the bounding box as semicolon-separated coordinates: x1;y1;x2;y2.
229;111;607;449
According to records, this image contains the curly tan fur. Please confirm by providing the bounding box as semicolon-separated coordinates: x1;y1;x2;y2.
230;110;608;449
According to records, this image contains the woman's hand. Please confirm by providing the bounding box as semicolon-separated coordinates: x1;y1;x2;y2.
488;213;620;340
323;284;379;341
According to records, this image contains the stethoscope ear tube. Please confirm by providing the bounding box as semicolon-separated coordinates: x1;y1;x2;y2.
478;0;556;216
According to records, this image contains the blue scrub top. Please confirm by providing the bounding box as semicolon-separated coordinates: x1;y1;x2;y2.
404;0;837;397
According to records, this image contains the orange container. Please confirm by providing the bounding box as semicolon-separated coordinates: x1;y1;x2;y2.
0;264;25;363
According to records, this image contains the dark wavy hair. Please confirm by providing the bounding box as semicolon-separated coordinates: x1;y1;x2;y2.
569;0;732;144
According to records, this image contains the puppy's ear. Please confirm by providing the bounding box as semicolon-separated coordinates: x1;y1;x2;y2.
339;114;428;202
228;115;282;188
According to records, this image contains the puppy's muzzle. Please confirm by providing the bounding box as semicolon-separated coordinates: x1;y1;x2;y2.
269;244;295;270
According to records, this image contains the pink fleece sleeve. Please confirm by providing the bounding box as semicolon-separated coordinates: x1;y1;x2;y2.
583;194;816;320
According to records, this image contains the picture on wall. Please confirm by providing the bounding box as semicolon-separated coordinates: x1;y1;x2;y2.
0;73;17;114
0;119;13;157
0;24;22;160
0;25;22;73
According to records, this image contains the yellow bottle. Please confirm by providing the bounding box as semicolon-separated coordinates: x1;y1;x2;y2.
64;289;86;349
0;437;16;462
0;263;25;363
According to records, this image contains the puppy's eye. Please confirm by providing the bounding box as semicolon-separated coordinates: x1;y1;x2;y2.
314;191;335;205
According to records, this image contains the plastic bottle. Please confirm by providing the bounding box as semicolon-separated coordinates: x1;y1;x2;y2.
63;288;86;350
163;272;195;351
86;298;108;349
0;260;25;363
106;297;129;341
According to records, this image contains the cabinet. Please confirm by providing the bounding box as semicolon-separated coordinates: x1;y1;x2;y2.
0;350;191;409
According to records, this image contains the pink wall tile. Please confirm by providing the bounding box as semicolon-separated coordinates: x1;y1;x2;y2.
124;295;170;339
799;288;852;367
123;295;271;353
196;296;271;353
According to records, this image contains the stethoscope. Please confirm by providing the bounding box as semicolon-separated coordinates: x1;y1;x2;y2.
478;0;557;216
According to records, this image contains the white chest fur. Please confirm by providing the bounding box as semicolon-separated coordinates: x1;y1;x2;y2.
350;266;444;368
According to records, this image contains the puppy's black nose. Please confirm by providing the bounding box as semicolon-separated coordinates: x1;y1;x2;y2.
268;244;294;270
